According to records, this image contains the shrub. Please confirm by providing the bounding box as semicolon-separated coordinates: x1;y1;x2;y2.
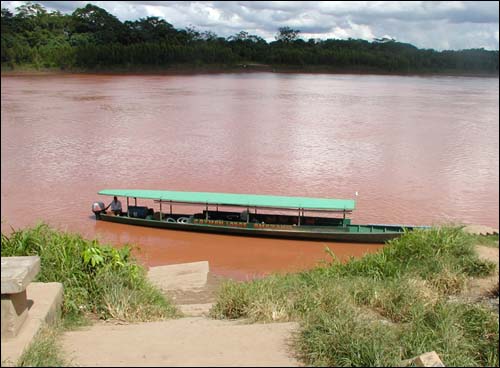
1;223;178;322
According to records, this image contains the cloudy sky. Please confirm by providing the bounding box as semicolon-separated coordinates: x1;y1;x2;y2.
2;1;499;50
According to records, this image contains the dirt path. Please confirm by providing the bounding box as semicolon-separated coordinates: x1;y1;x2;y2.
449;244;499;313
475;245;499;269
61;317;300;367
61;267;300;367
467;245;499;300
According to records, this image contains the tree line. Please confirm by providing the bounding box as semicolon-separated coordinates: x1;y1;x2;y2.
1;2;498;74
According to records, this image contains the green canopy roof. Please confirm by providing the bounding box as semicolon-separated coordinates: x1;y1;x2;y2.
98;189;355;211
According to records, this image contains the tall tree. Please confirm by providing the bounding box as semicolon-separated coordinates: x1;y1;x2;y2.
275;26;300;43
125;16;174;43
71;4;124;44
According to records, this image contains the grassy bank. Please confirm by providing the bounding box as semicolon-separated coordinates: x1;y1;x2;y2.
1;222;178;323
211;227;499;366
1;223;179;366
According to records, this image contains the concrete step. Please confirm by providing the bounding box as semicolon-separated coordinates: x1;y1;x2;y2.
178;303;214;317
147;261;209;291
463;225;499;236
147;261;226;317
1;282;63;366
61;317;300;367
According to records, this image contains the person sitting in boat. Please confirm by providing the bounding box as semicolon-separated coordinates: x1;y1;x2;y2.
105;196;123;216
240;209;249;222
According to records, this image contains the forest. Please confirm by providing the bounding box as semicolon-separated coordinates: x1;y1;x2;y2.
1;2;498;74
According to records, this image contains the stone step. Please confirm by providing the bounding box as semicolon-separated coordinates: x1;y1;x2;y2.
147;261;209;291
146;261;226;317
463;225;499;236
178;303;214;317
61;317;300;367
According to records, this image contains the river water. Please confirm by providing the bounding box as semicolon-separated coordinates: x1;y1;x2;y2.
1;72;498;279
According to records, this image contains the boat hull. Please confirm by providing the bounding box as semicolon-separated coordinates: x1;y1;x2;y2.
97;214;406;243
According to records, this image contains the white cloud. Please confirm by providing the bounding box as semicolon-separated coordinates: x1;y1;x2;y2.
2;1;498;50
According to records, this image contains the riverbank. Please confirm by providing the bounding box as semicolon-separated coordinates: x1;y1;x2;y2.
3;224;498;366
2;64;498;78
58;240;499;367
0;224;179;325
211;226;499;366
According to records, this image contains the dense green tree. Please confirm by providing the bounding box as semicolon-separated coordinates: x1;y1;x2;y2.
71;4;124;44
1;3;498;74
1;8;14;34
123;17;174;44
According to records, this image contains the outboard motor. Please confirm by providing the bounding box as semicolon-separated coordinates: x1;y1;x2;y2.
92;201;106;219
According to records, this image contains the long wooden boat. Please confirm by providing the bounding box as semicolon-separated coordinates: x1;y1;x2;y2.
92;189;428;243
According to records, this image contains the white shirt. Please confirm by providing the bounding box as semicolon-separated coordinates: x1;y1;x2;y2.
110;200;122;211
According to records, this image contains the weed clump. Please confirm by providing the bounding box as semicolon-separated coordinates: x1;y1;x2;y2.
212;226;499;367
1;223;178;323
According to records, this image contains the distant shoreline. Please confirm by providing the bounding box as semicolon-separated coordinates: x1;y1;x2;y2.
2;64;498;78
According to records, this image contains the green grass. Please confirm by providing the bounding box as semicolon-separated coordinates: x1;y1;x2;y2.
211;226;499;367
1;222;179;322
471;234;499;248
14;323;69;367
1;223;180;366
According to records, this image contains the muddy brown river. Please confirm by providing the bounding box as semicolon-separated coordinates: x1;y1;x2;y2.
1;73;498;279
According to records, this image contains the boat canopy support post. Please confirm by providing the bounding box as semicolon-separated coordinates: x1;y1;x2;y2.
206;203;209;220
126;197;130;217
298;208;301;226
159;200;162;221
343;209;346;227
170;201;172;215
134;197;137;206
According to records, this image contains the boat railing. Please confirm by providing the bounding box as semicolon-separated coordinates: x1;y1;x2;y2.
193;218;295;229
350;224;406;233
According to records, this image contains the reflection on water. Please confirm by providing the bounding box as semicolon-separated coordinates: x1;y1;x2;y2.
1;73;498;279
92;220;383;280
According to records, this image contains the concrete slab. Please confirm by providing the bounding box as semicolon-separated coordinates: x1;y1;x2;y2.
148;261;209;291
1;256;40;294
1;282;64;367
178;303;214;317
61;317;300;367
463;225;499;236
